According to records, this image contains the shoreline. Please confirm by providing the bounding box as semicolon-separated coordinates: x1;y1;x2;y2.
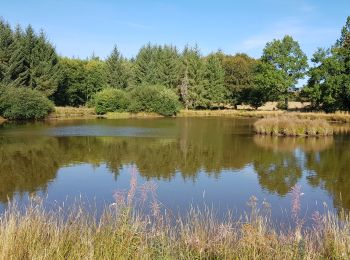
47;107;350;123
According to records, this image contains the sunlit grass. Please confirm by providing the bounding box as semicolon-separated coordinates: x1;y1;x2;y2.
105;111;164;119
254;116;334;136
179;109;350;123
50;106;97;119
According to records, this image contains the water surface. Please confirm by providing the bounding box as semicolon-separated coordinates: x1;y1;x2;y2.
0;117;349;222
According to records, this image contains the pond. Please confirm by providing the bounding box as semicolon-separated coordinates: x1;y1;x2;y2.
0;117;349;223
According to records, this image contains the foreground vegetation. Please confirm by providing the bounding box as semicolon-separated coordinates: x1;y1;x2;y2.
254;117;334;136
0;17;350;120
0;183;349;259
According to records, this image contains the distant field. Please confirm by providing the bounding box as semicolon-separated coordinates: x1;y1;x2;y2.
237;101;311;111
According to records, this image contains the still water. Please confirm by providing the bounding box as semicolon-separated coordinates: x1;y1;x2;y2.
0;117;349;222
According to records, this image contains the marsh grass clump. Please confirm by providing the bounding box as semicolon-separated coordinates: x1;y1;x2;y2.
254;116;334;136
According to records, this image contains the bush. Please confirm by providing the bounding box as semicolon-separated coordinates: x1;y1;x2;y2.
0;87;54;120
128;85;181;116
276;100;288;110
93;88;130;115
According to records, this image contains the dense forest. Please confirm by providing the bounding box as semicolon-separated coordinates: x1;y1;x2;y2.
0;16;349;119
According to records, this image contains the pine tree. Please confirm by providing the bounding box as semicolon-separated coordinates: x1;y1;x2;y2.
106;46;129;88
7;25;30;87
133;43;158;85
157;45;181;88
203;53;227;107
180;45;206;108
0;19;14;84
6;24;59;96
31;31;60;96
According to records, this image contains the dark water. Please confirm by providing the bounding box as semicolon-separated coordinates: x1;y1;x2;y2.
0;117;349;222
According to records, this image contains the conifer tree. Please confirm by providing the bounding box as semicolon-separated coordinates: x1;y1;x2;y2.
106;46;129;88
0;19;14;84
180;45;206;108
6;24;59;96
133;43;158;85
157;45;181;88
203;53;227;107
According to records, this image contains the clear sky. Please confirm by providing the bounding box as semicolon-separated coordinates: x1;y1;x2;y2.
0;0;349;59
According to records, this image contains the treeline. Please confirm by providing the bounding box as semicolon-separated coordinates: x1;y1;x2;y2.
0;17;350;119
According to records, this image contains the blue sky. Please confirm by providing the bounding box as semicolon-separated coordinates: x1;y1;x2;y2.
0;0;349;59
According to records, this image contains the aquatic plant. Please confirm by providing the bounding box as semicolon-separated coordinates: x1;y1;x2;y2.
254;116;334;136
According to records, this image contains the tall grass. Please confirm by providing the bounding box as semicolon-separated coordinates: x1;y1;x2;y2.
49;107;97;119
178;109;350;123
254;116;334;136
0;172;349;259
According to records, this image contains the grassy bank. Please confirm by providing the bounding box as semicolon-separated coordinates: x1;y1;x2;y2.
105;111;164;119
0;195;349;259
48;106;350;124
48;107;97;119
179;109;350;123
254;117;334;136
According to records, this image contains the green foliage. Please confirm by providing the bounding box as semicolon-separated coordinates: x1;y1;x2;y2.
133;43;181;88
179;46;207;108
3;17;350;114
260;35;308;107
105;46;130;88
222;53;258;106
0;87;53;120
0;21;60;96
93;88;130;114
54;57;107;106
129;85;180;116
202;53;228;107
0;20;14;83
302;16;350;112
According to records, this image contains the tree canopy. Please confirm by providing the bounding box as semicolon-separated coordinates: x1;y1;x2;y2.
1;16;350;118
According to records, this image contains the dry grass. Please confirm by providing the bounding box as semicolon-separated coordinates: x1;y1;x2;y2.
0;174;350;259
49;107;97;119
237;101;311;111
0;117;6;124
105;111;164;119
254;116;334;136
178;109;350;123
48;106;350;124
178;109;282;118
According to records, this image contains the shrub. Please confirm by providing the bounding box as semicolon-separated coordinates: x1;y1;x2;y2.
0;87;54;120
93;88;130;115
276;100;288;110
128;85;181;116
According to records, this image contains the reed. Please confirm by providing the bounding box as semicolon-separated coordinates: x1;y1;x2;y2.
254;116;334;136
0;186;349;259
